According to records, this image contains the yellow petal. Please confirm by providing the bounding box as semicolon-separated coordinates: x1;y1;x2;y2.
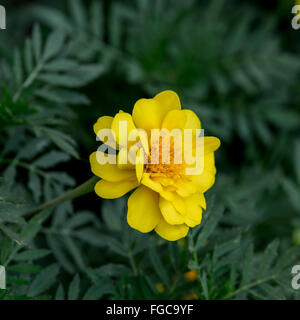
203;152;216;174
132;91;181;131
153;176;174;187
192;170;216;193
132;98;163;131
189;152;216;190
185;136;220;168
154;90;181;112
135;148;145;183
93;116;117;149
161;110;187;130
162;109;200;131
159;197;185;225
183;195;203;227
175;179;197;197
95;179;138;199
183;216;199;228
141;173;175;201
186;152;216;176
117;148;135;170
155;219;189;241
90;152;135;182
204;136;221;153
141;173;162;193
127;185;161;233
172;195;186;215
197;193;206;210
111;111;136;146
184;110;201;130
94;116;113;135
128;128;149;155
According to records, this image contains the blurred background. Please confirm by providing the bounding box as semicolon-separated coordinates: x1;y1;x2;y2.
0;0;300;300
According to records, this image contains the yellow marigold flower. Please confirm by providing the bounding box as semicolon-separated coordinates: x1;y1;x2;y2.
90;90;220;241
155;282;165;293
183;291;198;300
184;270;198;282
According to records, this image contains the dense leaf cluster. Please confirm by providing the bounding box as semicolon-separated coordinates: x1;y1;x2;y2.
0;0;300;300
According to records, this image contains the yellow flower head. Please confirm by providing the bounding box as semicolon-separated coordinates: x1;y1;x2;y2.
183;291;199;300
155;282;165;293
184;270;198;282
90;90;220;241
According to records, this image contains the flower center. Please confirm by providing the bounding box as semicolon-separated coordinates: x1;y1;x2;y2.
145;138;185;179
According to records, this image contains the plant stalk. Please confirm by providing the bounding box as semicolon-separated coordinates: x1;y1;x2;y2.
22;176;99;219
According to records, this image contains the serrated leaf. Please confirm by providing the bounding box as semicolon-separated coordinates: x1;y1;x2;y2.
104;236;127;256
63;236;85;271
0;211;25;225
33;151;70;169
274;246;300;273
31;6;72;33
260;283;286;300
87;264;130;282
258;239;279;278
38;64;105;88
3;166;16;190
68;274;80;300
200;271;209;300
102;201;122;232
232;68;256;94
28;263;60;297
21;209;51;243
36;88;90;105
55;284;65;300
90;1;104;38
24;38;33;73
253;117;273;145
46;234;75;274
43;59;79;72
83;280;114;300
282;178;300;212
66;211;99;229
32;24;42;62
40;128;79;159
149;246;169;287
0;224;25;246
241;243;254;287
195;205;224;250
8;263;42;274
13;49;23;87
43;30;66;61
50;172;76;187
75;228;106;247
28;172;42;203
18;138;49;160
236;112;251;141
14;249;51;261
69;0;86;28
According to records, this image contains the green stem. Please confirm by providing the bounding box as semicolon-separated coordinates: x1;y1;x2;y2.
22;176;99;219
0;158;48;178
128;249;138;276
223;275;276;300
169;274;180;294
13;62;43;102
189;233;199;265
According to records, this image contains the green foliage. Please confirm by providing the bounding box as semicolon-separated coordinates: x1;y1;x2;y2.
0;0;300;300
